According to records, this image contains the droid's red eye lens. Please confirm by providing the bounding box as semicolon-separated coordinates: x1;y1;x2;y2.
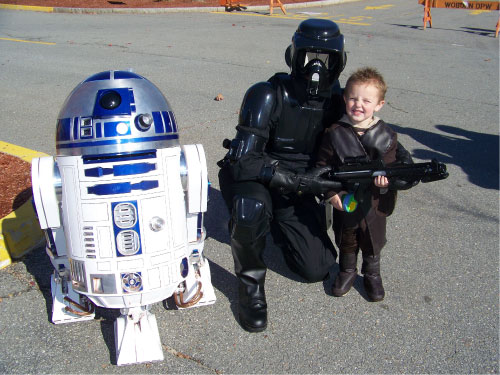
100;90;122;110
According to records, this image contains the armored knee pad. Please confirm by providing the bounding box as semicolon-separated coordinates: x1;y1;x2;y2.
230;196;270;243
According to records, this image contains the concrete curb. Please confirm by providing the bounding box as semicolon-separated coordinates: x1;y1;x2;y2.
0;142;47;270
1;0;360;14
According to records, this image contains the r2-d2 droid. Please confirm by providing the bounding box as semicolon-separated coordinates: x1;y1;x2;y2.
31;70;216;365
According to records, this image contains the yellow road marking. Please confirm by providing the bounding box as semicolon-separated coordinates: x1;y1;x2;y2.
335;15;372;25
211;11;305;20
0;3;53;12
0;37;55;45
469;9;491;14
211;11;371;25
0;141;48;164
365;4;394;10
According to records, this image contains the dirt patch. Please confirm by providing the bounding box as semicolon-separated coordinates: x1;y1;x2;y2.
0;153;33;219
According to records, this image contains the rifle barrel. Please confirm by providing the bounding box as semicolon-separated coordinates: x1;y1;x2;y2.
329;160;448;183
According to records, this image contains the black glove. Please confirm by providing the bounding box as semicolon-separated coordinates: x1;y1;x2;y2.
390;177;419;191
395;141;413;165
268;166;342;195
390;142;420;191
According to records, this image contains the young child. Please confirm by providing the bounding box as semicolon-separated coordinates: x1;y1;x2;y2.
316;67;398;302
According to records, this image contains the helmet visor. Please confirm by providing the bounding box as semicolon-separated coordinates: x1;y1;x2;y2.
304;52;330;67
298;50;341;72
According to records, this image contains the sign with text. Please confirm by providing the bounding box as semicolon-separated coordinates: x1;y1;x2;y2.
418;0;499;10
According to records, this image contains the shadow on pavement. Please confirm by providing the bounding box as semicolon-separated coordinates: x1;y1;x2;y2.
390;23;497;37
390;123;499;190
21;245;53;321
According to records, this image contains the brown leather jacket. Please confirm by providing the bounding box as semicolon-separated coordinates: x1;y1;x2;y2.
316;119;397;253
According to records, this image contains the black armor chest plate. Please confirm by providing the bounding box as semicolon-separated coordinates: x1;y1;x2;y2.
267;75;334;155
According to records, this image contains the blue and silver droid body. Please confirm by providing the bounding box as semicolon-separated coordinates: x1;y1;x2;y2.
31;71;216;366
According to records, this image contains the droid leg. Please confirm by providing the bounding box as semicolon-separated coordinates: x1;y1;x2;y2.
176;144;216;308
114;306;164;366
32;157;95;324
50;266;95;324
174;244;216;309
45;229;95;324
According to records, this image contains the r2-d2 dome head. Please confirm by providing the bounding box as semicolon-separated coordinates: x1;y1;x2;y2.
286;19;346;97
56;70;179;156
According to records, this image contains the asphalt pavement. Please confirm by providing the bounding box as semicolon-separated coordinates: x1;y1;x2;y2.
0;0;498;373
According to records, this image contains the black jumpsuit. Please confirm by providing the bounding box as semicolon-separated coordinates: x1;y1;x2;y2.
218;73;343;283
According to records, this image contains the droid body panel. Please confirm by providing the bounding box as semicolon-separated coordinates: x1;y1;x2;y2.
31;71;215;365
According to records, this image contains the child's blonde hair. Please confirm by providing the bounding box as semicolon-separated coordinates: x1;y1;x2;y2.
345;67;387;101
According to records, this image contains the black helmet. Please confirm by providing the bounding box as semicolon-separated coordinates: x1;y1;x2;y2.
286;19;346;97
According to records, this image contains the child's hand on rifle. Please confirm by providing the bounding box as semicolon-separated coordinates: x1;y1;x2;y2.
374;175;389;194
374;175;389;188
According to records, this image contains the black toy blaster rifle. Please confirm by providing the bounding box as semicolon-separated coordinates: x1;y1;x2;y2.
325;157;449;212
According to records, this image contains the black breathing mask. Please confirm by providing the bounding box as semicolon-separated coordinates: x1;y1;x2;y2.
300;52;333;97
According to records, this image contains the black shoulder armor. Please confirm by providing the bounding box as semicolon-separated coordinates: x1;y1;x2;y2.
239;81;277;129
222;81;277;163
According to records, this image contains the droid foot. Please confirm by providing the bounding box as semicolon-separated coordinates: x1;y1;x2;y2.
50;273;95;324
174;257;216;309
114;306;164;366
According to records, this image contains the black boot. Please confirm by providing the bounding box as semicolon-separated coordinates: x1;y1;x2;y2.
238;277;267;332
232;237;268;332
332;252;358;297
361;254;385;302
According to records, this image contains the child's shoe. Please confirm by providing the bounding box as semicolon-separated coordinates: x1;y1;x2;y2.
332;252;357;297
362;254;385;302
